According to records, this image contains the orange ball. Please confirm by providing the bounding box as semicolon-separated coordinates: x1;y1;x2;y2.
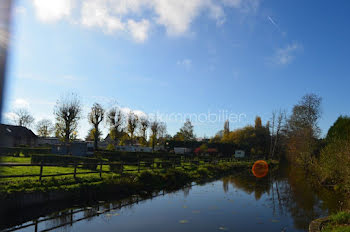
252;160;269;178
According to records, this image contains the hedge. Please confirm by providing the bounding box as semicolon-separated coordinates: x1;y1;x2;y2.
31;154;99;170
0;147;51;157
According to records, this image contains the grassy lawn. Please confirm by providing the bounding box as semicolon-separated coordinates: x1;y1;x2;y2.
322;212;350;232
0;156;31;163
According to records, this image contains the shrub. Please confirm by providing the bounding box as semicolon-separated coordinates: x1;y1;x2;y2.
163;169;191;187
138;171;163;189
316;138;350;191
196;167;210;178
329;211;350;225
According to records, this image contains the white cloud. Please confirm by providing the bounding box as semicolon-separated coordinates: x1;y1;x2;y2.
222;0;260;12
81;0;125;34
273;42;302;65
32;0;75;22
31;0;260;42
13;98;30;108
120;107;147;118
4;112;18;122
177;59;193;69
127;19;150;42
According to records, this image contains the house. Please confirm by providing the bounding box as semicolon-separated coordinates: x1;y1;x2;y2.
52;142;89;157
0;124;38;147
174;147;192;155
234;150;245;158
115;145;153;153
37;137;60;146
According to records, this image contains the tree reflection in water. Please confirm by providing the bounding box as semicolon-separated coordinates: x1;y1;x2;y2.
221;164;347;230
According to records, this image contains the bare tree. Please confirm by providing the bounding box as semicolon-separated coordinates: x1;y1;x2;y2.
127;111;139;144
13;108;34;128
88;103;105;150
158;122;167;138
36;119;53;137
150;121;160;151
139;117;149;145
107;107;125;146
269;110;286;159
54;93;82;143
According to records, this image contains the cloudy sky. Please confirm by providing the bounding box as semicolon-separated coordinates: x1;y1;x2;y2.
2;0;350;139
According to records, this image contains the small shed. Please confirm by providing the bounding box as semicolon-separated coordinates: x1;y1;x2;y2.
234;150;245;158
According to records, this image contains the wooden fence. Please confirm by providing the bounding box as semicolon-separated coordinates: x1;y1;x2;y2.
0;157;235;181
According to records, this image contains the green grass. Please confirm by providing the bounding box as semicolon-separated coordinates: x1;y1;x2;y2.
0;156;31;163
323;225;350;232
0;160;264;196
0;157;278;198
322;212;350;232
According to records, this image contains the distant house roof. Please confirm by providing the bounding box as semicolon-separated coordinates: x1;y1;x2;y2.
0;124;37;139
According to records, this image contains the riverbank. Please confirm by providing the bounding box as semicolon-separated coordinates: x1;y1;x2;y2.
309;211;350;232
0;160;278;209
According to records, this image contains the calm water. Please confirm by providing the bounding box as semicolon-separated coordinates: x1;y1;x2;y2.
3;165;345;232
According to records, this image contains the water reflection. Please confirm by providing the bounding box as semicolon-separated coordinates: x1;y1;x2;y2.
2;165;348;232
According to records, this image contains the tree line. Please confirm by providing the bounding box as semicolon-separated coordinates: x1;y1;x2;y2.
10;93;196;151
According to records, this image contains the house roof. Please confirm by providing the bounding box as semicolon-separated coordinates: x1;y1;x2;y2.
0;124;38;138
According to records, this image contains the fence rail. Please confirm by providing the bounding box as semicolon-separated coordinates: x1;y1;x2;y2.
0;157;236;181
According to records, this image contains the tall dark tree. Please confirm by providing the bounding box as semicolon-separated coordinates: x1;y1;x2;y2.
326;115;350;142
286;94;322;168
88;103;105;150
174;119;195;141
54;93;82;143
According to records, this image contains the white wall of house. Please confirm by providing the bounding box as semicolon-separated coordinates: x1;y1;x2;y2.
115;146;153;153
174;147;192;155
38;137;60;146
234;150;245;158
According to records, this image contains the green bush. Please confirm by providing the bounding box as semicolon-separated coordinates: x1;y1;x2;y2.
329;211;350;225
138;171;164;189
163;169;191;187
196;167;210;178
316;138;350;191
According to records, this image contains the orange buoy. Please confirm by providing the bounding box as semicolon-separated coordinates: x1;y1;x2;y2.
252;160;269;178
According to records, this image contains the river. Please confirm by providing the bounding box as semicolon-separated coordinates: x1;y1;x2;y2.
1;164;346;232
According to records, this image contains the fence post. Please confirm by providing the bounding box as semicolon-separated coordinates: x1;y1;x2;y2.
121;161;124;175
73;162;77;179
138;159;140;173
39;161;43;181
99;161;103;178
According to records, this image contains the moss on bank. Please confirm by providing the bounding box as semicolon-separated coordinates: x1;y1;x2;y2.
322;212;350;232
0;160;278;199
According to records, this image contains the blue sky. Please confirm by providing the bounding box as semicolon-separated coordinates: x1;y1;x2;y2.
3;0;350;139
